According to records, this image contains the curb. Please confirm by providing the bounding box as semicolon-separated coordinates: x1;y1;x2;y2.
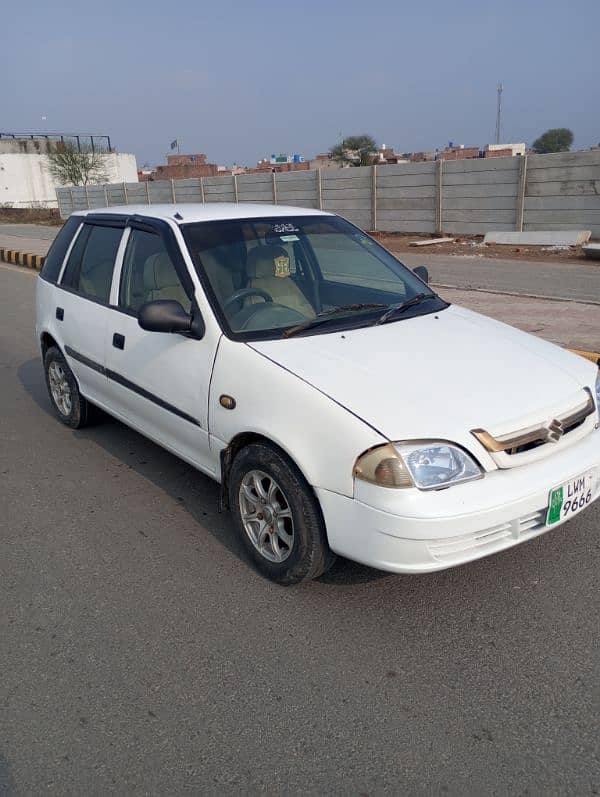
433;282;600;307
1;246;599;368
0;248;45;270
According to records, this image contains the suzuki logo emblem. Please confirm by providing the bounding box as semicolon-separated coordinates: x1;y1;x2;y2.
546;419;564;443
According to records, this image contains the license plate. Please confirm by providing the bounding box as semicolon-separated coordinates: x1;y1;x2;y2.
546;469;598;526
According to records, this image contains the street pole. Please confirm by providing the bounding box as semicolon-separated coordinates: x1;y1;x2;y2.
495;83;503;145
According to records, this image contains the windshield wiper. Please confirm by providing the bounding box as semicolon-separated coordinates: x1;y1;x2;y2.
283;303;387;338
374;293;437;325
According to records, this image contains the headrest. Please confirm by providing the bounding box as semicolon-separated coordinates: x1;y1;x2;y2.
143;253;179;291
200;246;243;275
246;245;290;279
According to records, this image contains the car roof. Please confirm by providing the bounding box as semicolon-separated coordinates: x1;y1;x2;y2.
72;202;333;224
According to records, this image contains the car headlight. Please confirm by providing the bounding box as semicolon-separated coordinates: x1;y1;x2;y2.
354;441;483;491
595;371;600;409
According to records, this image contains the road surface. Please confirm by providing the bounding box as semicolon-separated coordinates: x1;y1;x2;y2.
1;263;599;795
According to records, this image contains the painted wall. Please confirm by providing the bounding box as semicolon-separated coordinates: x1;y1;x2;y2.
0;152;138;207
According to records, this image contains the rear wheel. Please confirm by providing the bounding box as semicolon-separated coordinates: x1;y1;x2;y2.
44;346;93;428
229;442;335;585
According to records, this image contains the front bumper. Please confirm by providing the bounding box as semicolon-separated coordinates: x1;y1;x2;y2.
317;425;600;573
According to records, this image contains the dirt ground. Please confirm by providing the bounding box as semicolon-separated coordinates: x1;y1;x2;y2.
0;208;62;226
372;231;596;264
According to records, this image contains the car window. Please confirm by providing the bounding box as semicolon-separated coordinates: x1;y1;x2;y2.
61;223;123;303
119;228;191;314
183;215;441;340
306;226;406;293
39;216;82;284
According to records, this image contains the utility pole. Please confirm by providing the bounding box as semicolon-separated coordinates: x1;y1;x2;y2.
495;82;503;145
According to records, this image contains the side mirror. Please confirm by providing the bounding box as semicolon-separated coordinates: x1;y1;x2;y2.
138;300;194;334
413;265;429;284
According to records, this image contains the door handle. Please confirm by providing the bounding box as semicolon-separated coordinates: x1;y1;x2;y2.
56;307;64;321
112;333;125;350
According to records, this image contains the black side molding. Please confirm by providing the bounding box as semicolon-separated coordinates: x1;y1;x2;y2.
63;345;201;427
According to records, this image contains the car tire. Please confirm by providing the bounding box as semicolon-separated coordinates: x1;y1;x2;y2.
44;346;93;429
229;441;336;585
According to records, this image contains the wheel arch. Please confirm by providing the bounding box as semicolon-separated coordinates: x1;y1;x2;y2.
40;331;61;359
219;431;321;517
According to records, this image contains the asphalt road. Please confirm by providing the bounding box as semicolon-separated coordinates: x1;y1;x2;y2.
0;223;59;240
2;222;600;304
1;263;600;796
401;252;600;304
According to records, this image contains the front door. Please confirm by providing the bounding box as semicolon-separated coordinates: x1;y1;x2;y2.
103;223;219;476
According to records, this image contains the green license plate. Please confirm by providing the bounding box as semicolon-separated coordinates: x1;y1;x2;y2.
546;469;598;526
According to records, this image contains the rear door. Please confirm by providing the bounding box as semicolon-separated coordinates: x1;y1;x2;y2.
103;218;218;475
56;218;125;407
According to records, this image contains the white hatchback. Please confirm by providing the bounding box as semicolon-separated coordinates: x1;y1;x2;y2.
36;203;600;583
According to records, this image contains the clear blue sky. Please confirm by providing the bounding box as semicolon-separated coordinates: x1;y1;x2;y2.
2;0;599;167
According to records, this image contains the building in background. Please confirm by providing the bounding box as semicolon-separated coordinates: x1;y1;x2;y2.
0;135;137;207
410;151;437;162
484;143;526;158
409;143;526;163
376;145;409;165
146;153;224;181
307;152;341;169
249;153;310;173
438;144;481;161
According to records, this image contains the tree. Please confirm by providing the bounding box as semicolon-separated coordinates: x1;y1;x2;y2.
45;141;111;186
531;128;574;154
330;134;378;167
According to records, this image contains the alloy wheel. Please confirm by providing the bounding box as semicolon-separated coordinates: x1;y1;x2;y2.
239;470;295;563
48;361;73;416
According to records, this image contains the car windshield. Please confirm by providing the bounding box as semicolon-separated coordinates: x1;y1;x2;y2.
181;215;447;340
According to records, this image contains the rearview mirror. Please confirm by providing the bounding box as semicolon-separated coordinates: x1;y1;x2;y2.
413;265;429;284
138;300;193;334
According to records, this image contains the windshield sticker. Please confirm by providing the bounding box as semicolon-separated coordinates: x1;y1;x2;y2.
273;223;300;234
354;234;375;246
274;255;291;278
280;234;299;242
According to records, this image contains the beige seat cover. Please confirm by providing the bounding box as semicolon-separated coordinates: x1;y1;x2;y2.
246;245;313;317
143;253;190;309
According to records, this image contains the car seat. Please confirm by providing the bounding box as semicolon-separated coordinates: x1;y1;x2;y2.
246;245;313;317
79;259;114;301
143;253;190;309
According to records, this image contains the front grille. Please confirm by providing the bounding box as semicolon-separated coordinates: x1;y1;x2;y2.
509;412;588;455
471;389;596;467
427;508;546;564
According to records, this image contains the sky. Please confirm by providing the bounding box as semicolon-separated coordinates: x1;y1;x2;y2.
2;0;599;168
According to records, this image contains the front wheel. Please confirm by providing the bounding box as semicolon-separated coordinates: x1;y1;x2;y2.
229;442;335;585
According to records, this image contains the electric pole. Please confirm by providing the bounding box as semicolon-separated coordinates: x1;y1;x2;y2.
495;82;503;145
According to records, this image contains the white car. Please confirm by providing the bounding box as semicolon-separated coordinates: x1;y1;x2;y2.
36;203;600;584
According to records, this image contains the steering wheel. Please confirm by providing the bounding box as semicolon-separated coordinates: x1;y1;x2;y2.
222;288;273;313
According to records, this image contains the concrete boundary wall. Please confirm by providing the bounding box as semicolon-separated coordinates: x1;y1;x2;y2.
56;151;600;236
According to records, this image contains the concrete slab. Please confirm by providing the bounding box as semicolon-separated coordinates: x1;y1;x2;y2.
483;230;592;246
409;237;455;246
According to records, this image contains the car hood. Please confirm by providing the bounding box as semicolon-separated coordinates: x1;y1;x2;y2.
248;305;594;451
